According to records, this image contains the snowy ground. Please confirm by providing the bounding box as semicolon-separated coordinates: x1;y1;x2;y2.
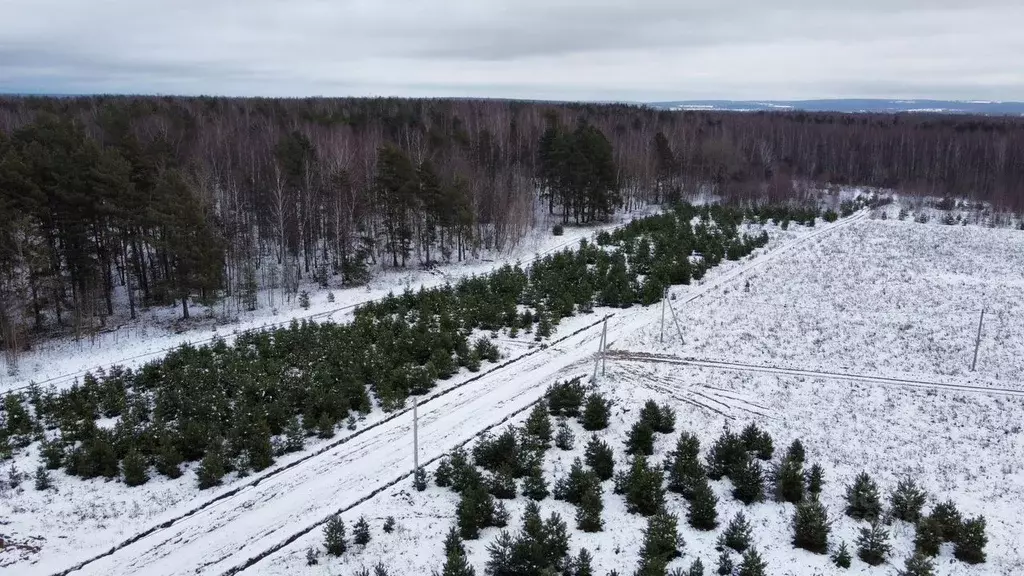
0;207;655;394
11;210;1021;576
5;211;832;575
252;214;1023;576
642;215;1024;387
254;360;1023;576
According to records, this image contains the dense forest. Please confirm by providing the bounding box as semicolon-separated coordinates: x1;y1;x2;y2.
1;95;1023;351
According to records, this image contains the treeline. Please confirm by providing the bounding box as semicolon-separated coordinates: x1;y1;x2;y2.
4;204;797;488
2;95;1023;351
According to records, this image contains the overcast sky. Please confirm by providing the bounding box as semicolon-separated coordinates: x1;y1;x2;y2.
2;0;1023;102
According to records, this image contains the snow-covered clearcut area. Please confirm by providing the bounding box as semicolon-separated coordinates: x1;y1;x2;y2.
649;214;1024;386
254;211;1021;576
256;362;1023;576
5;203;1022;576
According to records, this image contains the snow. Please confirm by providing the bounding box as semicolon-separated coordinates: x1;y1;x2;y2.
635;217;1024;387
8;210;1023;576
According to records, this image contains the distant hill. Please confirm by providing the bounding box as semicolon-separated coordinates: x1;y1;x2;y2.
648;99;1024;116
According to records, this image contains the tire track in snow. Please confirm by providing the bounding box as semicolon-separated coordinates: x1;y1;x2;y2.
605;351;1024;398
215;368;593;576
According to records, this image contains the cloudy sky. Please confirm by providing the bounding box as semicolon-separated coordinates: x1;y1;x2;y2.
2;0;1023;101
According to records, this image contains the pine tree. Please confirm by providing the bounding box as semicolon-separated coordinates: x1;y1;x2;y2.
580;393;610;431
785;439;805;464
324;515;347;556
299;290;310;309
720;512;753;553
792;499;830;554
40;438;64;469
667;431;705;499
855;520;891;566
569;549;593;576
845;472;881;521
156;437;183;479
739;424;762;455
930;500;962;541
953;515;987;564
284;415;305;453
437;550;476;576
890;477;927;523
805;463;824;498
522;465;549;501
687;558;705;576
457;483;495;540
488;469;517;499
775;455;804;504
575;484;603;532
555;421;575;451
736;548;766;576
688;476;718;530
896;553;936;576
383;516;396;533
625;419;655;456
352;515;371;545
639;400;675;434
731;455;764;505
444;525;466;557
716;550;733;576
584;436;614;481
306;546;319;565
34;465;51;490
316;412;335;439
831;541;852;569
706;430;746;480
197;442;226;490
637;509;682;574
415;466;428;491
615;455;664;517
122;448;149;487
914;516;942;557
525;402;553;444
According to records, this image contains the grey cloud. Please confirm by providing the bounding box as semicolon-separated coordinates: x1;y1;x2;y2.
1;0;1022;100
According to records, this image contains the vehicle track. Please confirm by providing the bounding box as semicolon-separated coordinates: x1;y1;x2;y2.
604;350;1024;398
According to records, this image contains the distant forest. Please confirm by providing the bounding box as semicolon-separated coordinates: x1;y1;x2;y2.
1;96;1023;350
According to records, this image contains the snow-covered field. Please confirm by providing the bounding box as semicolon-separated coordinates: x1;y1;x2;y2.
8;210;1022;576
647;215;1024;387
255;361;1023;576
252;214;1023;576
